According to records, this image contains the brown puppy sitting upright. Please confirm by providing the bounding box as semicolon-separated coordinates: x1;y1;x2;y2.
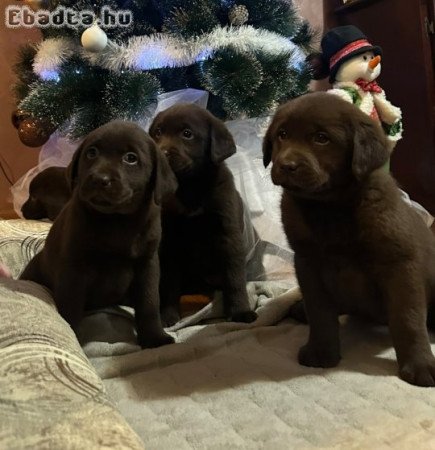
20;121;177;348
22;167;70;221
263;92;435;387
149;103;257;327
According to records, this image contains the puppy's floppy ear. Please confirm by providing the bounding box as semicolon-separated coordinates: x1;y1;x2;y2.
262;121;274;168
209;116;236;164
352;119;389;180
148;111;162;137
152;143;178;205
65;141;85;190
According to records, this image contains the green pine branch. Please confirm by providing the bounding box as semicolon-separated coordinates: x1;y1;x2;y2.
19;59;160;138
13;0;314;137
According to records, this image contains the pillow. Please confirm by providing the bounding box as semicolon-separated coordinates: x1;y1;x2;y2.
0;219;50;278
0;277;144;449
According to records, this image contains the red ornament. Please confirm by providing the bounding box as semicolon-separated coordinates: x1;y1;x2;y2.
11;109;31;129
18;118;54;147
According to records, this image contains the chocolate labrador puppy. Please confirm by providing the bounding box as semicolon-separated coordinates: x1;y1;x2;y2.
149;103;258;327
20;121;177;348
263;92;435;387
22;167;70;221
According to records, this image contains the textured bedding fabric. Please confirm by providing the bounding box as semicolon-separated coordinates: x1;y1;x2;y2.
0;219;50;279
79;288;435;450
0;278;144;449
1;219;435;449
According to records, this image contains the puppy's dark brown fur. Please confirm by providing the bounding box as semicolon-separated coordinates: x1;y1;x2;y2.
149;104;257;327
263;92;435;387
21;167;70;221
20;121;177;348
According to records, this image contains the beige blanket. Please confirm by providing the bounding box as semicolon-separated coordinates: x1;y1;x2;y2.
79;287;435;449
1;219;435;449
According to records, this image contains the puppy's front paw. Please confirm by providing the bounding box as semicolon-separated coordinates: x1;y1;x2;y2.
138;332;174;349
399;358;435;387
298;344;341;368
231;310;258;323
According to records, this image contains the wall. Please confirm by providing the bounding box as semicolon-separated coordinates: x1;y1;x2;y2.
295;0;324;34
0;21;40;218
0;2;324;218
293;1;329;92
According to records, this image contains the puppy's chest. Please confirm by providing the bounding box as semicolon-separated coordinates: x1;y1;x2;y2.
285;199;360;256
163;211;218;243
164;190;206;218
85;224;158;259
84;262;135;310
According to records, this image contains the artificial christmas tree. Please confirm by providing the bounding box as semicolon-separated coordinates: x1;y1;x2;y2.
12;0;314;143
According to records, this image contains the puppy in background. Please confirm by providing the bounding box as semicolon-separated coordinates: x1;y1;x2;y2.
149;104;257;327
21;167;70;221
21;121;177;348
263;92;435;387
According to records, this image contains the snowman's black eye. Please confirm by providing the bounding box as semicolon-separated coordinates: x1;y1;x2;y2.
363;55;368;61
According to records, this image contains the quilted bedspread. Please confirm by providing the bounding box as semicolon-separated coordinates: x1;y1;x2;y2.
2;219;435;449
79;284;435;449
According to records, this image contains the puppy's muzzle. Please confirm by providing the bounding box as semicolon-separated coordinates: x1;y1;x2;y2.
159;145;191;174
272;150;328;192
277;160;300;173
272;153;305;183
89;173;115;190
21;197;44;220
159;142;174;156
161;146;175;157
81;170;134;210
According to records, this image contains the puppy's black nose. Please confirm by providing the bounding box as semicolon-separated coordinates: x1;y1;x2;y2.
93;174;113;188
279;161;300;172
161;146;176;157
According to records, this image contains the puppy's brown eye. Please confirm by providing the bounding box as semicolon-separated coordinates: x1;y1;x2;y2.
313;132;330;145
182;129;193;139
154;127;162;138
123;152;138;165
278;130;287;140
86;148;99;159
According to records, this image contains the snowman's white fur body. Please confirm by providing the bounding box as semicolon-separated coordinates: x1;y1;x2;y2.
328;52;402;146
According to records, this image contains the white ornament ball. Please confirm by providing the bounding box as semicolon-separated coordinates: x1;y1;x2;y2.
81;25;108;52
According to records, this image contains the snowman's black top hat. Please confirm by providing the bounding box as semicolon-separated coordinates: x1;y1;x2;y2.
321;25;382;83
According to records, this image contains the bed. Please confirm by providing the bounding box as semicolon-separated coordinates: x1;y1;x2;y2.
1;218;434;449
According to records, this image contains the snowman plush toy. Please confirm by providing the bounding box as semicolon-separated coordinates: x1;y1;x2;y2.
309;25;433;226
312;25;402;153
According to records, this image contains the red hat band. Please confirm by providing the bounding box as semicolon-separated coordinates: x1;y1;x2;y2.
329;39;372;70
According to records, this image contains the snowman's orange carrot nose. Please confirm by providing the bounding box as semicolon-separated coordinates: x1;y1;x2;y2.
369;55;381;70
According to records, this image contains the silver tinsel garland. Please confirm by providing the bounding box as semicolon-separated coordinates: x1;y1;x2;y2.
33;25;305;78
